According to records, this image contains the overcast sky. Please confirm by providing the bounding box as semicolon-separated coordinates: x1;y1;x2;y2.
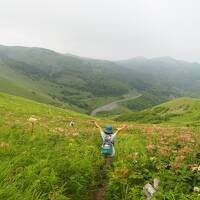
0;0;200;61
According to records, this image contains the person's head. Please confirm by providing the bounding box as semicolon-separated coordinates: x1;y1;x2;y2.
104;124;113;135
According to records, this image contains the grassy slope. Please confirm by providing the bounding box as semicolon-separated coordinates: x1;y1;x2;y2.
0;93;200;199
0;61;57;105
1;45;185;114
0;92;102;200
0;45;145;114
107;124;200;200
116;57;200;113
117;56;200;97
116;97;200;126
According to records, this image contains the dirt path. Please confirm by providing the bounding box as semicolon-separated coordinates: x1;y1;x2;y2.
95;157;115;200
91;95;141;116
96;187;105;200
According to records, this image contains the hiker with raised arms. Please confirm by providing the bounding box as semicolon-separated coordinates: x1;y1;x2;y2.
93;121;127;164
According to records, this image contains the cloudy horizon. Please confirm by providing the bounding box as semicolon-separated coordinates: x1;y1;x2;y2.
0;0;200;62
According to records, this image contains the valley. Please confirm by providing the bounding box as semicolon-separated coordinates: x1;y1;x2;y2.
1;45;200;115
1;0;200;199
0;45;200;199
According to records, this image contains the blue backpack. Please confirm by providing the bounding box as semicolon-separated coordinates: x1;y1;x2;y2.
101;134;113;156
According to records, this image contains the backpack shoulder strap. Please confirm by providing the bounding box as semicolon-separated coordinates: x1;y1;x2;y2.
103;134;113;145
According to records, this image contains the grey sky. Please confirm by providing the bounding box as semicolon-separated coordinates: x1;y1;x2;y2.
0;0;200;61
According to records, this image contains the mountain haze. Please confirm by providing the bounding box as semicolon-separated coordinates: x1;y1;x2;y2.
0;45;157;113
0;45;148;112
0;45;200;114
117;57;200;95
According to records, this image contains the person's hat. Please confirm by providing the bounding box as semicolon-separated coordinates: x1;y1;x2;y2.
104;125;113;134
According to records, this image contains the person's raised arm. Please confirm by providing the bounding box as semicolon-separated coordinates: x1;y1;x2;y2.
110;125;128;142
115;125;128;135
93;121;103;132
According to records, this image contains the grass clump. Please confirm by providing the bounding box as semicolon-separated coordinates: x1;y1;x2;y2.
0;92;200;199
105;126;200;199
0;92;103;200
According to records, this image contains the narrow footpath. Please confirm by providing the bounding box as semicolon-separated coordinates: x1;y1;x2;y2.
91;95;141;116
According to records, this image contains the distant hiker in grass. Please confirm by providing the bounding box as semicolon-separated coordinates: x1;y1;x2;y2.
93;121;127;163
69;120;75;127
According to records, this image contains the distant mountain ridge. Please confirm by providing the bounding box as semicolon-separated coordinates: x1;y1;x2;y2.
0;45;150;113
0;44;199;114
117;56;200;95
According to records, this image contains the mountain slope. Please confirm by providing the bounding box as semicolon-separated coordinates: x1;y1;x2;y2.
0;92;199;199
116;97;200;126
117;57;200;96
0;58;56;104
1;45;200;114
115;57;200;112
0;45;153;113
0;92;102;200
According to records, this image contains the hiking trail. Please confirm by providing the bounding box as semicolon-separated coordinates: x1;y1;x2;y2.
96;187;105;200
91;95;141;116
95;157;114;200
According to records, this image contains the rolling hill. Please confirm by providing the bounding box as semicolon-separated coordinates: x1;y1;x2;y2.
1;45;200;115
0;92;200;199
0;45;153;113
0;92;101;200
116;57;200;112
117;56;200;96
116;97;200;126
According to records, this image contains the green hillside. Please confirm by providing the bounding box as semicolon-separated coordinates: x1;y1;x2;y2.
117;57;200;96
0;60;56;105
0;45;190;114
116;57;200;112
1;45;200;115
116;97;200;126
0;92;101;200
0;45;151;114
0;92;200;199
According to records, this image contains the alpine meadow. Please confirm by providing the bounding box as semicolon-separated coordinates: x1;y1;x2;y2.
1;0;200;199
0;45;200;200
